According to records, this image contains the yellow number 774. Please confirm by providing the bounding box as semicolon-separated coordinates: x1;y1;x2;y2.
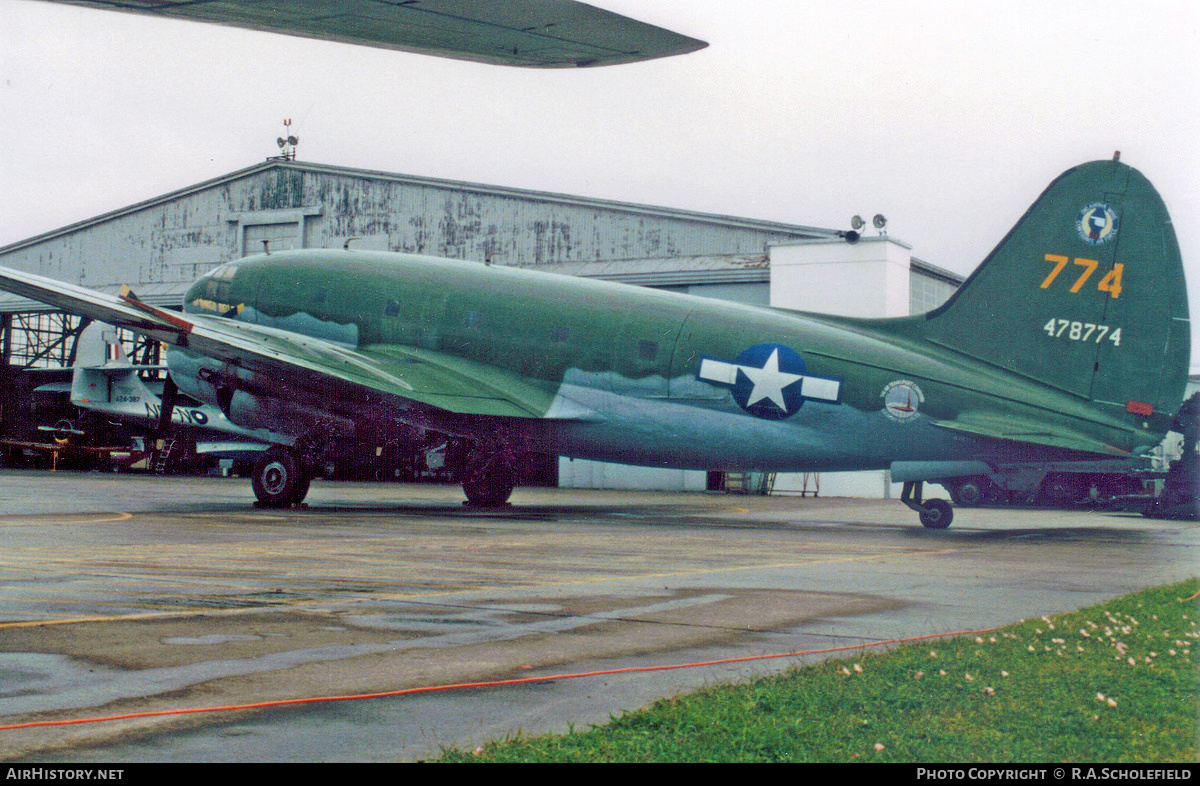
1040;254;1123;298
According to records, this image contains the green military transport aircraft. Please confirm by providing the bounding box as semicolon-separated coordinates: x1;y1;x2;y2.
0;158;1189;527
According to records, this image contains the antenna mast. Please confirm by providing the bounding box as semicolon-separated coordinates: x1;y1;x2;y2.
268;118;299;161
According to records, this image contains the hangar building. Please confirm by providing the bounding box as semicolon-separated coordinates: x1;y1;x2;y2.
0;160;962;494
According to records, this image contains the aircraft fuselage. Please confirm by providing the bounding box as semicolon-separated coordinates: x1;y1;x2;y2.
176;249;1153;473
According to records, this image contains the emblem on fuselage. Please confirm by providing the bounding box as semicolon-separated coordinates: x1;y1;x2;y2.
1076;202;1118;245
697;343;841;420
881;379;924;422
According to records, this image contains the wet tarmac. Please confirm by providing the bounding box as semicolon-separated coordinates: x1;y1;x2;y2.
0;470;1196;761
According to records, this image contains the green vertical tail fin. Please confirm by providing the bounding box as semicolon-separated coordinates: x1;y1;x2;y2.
924;158;1190;426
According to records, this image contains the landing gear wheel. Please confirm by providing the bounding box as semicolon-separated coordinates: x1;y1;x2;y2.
461;449;516;506
919;498;954;529
291;472;311;506
951;479;985;507
252;450;309;506
1042;474;1085;506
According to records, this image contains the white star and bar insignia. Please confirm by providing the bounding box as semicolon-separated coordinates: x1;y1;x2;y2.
697;344;841;420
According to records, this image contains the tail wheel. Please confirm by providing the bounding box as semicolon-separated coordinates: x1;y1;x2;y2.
461;448;516;506
251;449;309;506
919;499;954;529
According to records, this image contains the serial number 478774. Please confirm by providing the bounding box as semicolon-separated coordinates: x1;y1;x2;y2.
1042;318;1122;346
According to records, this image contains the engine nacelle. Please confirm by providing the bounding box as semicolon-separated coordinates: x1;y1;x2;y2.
226;389;353;439
167;346;350;441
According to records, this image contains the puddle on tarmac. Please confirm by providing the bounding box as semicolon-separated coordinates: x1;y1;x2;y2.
162;634;265;646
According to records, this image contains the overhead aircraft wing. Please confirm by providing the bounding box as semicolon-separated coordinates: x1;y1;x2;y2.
35;0;707;67
0;265;591;420
931;415;1131;457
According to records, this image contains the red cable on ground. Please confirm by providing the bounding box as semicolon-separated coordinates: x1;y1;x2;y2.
0;626;996;732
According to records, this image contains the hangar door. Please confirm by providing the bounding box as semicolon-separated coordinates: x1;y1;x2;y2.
243;222;301;256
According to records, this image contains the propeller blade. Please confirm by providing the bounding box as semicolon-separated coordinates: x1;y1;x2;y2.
158;375;179;433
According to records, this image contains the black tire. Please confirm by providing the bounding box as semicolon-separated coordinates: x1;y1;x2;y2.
919;499;954;529
1042;474;1085;505
461;449;515;506
251;450;307;506
953;479;985;507
291;472;311;505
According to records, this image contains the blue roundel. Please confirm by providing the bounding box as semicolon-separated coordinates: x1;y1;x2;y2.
1076;202;1118;245
731;343;808;420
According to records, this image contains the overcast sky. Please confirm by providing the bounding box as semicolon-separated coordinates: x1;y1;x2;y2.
2;0;1198;353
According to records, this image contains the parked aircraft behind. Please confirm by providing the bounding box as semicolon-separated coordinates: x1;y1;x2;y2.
0;157;1189;526
21;326;272;471
68;349;273;471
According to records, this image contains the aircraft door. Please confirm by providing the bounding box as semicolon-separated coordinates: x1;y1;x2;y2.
668;307;746;400
608;297;691;398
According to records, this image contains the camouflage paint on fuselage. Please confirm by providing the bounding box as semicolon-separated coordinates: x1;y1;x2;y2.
180;229;1171;473
0;160;1186;484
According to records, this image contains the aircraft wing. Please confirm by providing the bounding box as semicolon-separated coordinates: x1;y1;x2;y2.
0;265;588;420
35;0;707;67
0;267;193;346
931;415;1131;457
188;321;572;418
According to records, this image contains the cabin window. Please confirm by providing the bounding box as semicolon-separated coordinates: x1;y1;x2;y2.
549;326;569;344
205;264;239;304
464;311;482;330
638;340;658;362
385;299;401;317
312;287;328;305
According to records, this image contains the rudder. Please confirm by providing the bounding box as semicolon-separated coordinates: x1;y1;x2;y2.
924;158;1190;426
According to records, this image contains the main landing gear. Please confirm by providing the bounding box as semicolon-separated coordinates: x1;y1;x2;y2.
251;447;311;507
460;443;516;506
901;480;954;529
247;433;523;509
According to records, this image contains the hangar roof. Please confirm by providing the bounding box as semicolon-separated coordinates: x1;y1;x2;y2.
0;160;840;257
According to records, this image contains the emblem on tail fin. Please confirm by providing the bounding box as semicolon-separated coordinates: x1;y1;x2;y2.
1076;203;1119;245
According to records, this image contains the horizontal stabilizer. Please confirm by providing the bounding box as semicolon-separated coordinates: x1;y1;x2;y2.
931;415;1130;457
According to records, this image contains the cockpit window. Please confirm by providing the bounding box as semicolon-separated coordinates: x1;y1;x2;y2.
192;264;241;314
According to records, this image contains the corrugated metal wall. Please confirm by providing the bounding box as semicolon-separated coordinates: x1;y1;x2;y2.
0;161;832;299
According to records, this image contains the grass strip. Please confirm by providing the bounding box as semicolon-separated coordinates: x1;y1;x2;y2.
437;578;1199;762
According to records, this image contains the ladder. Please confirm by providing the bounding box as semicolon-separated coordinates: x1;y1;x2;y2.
724;472;778;495
724;472;747;493
799;472;820;497
154;437;177;475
